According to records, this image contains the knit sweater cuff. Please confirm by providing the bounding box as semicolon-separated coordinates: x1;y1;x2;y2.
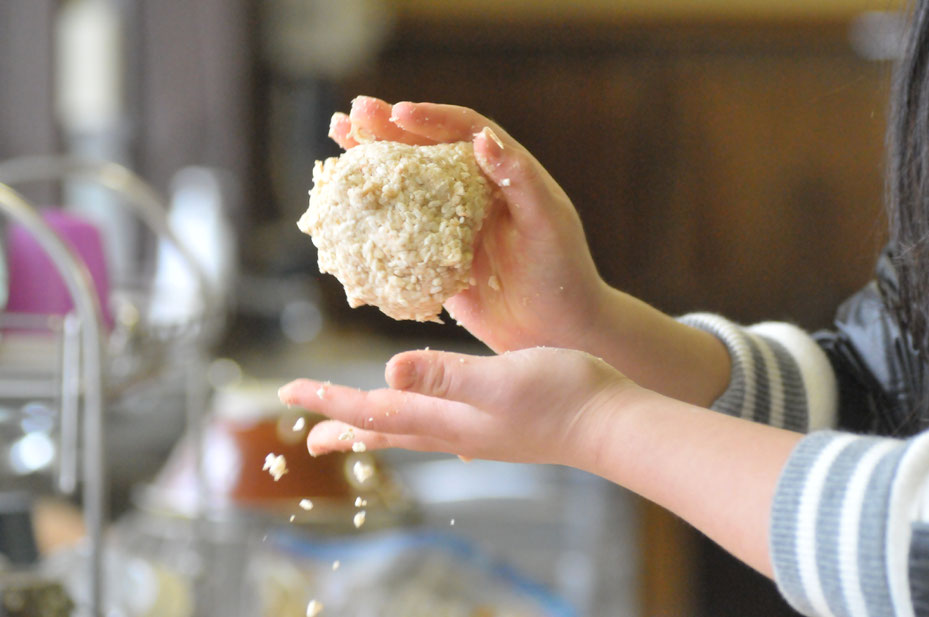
771;430;929;617
679;313;838;432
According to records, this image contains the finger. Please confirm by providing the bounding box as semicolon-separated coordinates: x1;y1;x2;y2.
306;419;455;456
349;96;436;145
278;378;469;438
473;126;570;222
390;101;510;144
328;112;358;149
385;350;500;406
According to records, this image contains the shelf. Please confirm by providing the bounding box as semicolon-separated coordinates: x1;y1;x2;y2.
384;0;905;24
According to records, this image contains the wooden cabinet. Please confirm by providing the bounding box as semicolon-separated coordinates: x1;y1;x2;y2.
338;14;894;616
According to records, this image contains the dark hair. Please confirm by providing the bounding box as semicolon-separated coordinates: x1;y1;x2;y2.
889;1;929;353
888;0;929;427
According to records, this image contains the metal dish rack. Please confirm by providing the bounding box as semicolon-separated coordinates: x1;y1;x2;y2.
0;155;222;616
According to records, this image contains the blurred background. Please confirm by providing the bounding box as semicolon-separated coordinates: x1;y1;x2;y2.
0;0;905;615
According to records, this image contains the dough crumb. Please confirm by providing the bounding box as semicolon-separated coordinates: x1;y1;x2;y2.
306;599;323;617
299;498;314;511
487;274;501;291
262;453;288;481
297;141;492;322
352;460;374;484
353;510;367;528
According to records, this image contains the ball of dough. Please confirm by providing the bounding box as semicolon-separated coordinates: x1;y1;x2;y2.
297;141;493;322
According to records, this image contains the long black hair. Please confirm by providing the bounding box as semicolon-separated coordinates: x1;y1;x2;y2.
888;0;929;375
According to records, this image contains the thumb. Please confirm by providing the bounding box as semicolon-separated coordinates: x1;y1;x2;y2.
385;350;494;405
473;126;570;222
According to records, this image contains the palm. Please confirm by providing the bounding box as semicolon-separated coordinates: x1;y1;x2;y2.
445;196;601;353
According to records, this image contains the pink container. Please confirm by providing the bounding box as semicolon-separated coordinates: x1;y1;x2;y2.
5;209;112;327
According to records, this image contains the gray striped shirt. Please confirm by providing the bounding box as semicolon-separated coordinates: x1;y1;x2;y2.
682;313;929;617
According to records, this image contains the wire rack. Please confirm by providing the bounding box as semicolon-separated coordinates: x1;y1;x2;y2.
0;155;222;616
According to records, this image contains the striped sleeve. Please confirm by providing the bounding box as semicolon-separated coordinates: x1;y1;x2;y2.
912;523;929;615
679;313;839;432
770;429;929;617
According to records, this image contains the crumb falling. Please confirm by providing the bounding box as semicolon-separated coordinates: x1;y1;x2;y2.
263;453;288;481
292;417;306;431
332;560;340;571
354;497;368;508
353;510;367;528
299;498;314;511
352;460;374;484
289;514;296;522
306;599;323;617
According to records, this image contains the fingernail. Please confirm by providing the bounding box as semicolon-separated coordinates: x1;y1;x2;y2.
390;102;413;125
475;127;504;169
387;359;417;390
278;382;295;405
484;127;504;149
328;112;347;138
351;95;384;114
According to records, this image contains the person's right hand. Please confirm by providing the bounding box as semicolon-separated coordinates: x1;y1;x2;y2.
328;96;610;355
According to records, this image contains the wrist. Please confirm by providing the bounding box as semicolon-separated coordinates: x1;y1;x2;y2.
574;281;626;355
578;285;731;406
568;376;655;474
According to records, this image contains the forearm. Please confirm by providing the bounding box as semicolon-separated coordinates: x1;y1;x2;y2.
579;386;802;577
579;284;732;408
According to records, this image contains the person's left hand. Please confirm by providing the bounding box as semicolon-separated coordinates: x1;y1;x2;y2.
277;347;636;468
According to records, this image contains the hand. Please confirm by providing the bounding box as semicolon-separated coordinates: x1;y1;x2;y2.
328;96;609;354
277;347;635;469
279;344;799;579
327;96;732;407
